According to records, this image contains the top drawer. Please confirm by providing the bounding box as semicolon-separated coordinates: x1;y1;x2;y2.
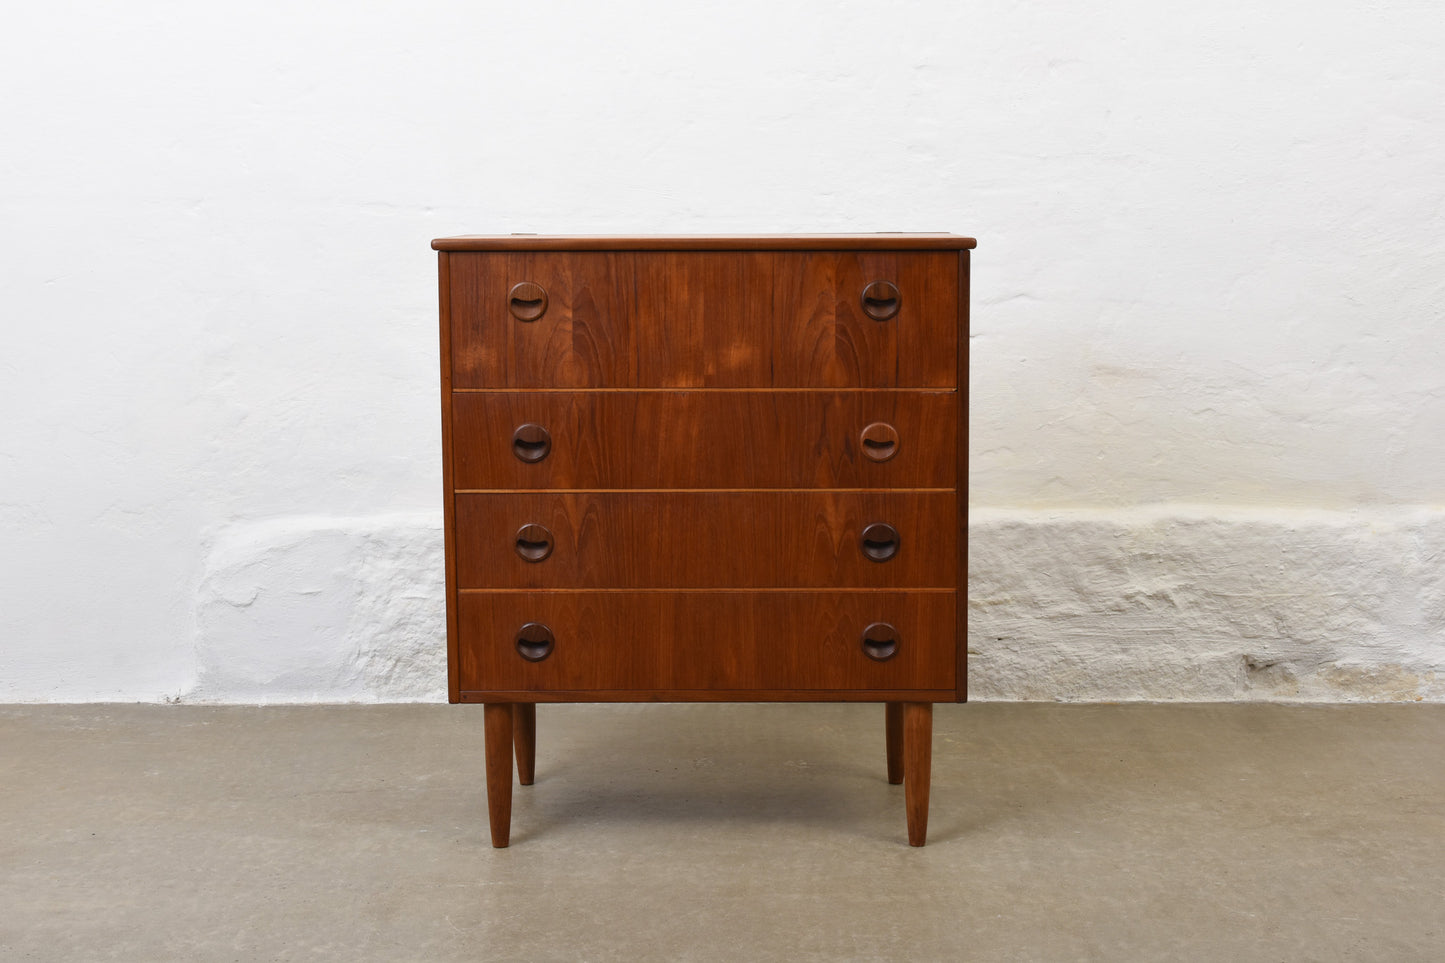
446;251;959;388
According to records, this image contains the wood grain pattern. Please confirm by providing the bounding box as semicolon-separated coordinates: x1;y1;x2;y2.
453;491;957;589
448;252;957;388
633;252;775;386
451;252;637;388
771;252;957;388
451;390;957;490
434;234;978;251
456;591;956;692
448;252;507;390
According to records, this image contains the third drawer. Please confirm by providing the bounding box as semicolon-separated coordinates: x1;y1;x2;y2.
454;491;957;588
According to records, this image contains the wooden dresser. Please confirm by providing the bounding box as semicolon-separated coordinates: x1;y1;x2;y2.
433;233;973;846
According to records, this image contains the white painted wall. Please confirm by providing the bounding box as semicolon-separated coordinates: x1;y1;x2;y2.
2;1;1441;702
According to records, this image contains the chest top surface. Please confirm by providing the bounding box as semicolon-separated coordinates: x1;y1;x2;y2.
433;233;977;251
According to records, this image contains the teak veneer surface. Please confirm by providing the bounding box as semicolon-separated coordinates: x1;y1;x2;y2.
448;251;958;388
450;390;956;490
456;590;957;692
453;491;956;589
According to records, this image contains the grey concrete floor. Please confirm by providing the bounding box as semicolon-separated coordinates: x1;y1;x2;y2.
1;703;1442;962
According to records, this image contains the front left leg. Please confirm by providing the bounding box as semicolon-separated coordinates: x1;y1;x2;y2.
484;703;514;848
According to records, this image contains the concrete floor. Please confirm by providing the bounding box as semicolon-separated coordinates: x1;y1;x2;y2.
1;704;1441;962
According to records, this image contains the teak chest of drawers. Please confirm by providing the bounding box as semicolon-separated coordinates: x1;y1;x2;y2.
433;233;974;846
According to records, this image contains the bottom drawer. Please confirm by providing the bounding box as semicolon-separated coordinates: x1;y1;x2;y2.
455;591;956;695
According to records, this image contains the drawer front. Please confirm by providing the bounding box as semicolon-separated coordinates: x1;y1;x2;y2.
456;591;956;692
450;252;636;388
451;390;956;490
448;251;958;388
454;492;957;589
767;251;957;388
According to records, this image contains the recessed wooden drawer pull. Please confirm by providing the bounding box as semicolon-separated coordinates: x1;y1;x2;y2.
507;281;548;322
861;280;901;321
860;522;900;562
515;622;555;662
860;422;900;462
861;622;900;661
511;423;552;462
514;524;554;562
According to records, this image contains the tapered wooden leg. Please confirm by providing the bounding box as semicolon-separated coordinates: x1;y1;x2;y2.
483;703;514;848
885;702;905;784
903;702;933;847
513;702;536;786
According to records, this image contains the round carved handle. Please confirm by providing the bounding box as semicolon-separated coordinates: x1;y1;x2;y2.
860;422;900;462
514;524;554;562
511;423;552;463
515;623;555;662
508;281;548;322
861;280;901;321
860;522;900;562
862;622;900;661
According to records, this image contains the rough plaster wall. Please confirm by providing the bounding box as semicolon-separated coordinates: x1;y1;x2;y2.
1;1;1442;701
968;509;1445;702
193;516;445;703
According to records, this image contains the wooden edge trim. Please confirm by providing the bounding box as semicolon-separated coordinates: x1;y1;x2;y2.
451;387;959;393
432;235;978;252
439;251;461;704
459;690;957;704
957;249;970;704
452;489;956;496
456;586;957;594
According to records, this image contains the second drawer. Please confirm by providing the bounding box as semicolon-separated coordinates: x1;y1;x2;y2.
454;491;957;589
451;390;957;490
